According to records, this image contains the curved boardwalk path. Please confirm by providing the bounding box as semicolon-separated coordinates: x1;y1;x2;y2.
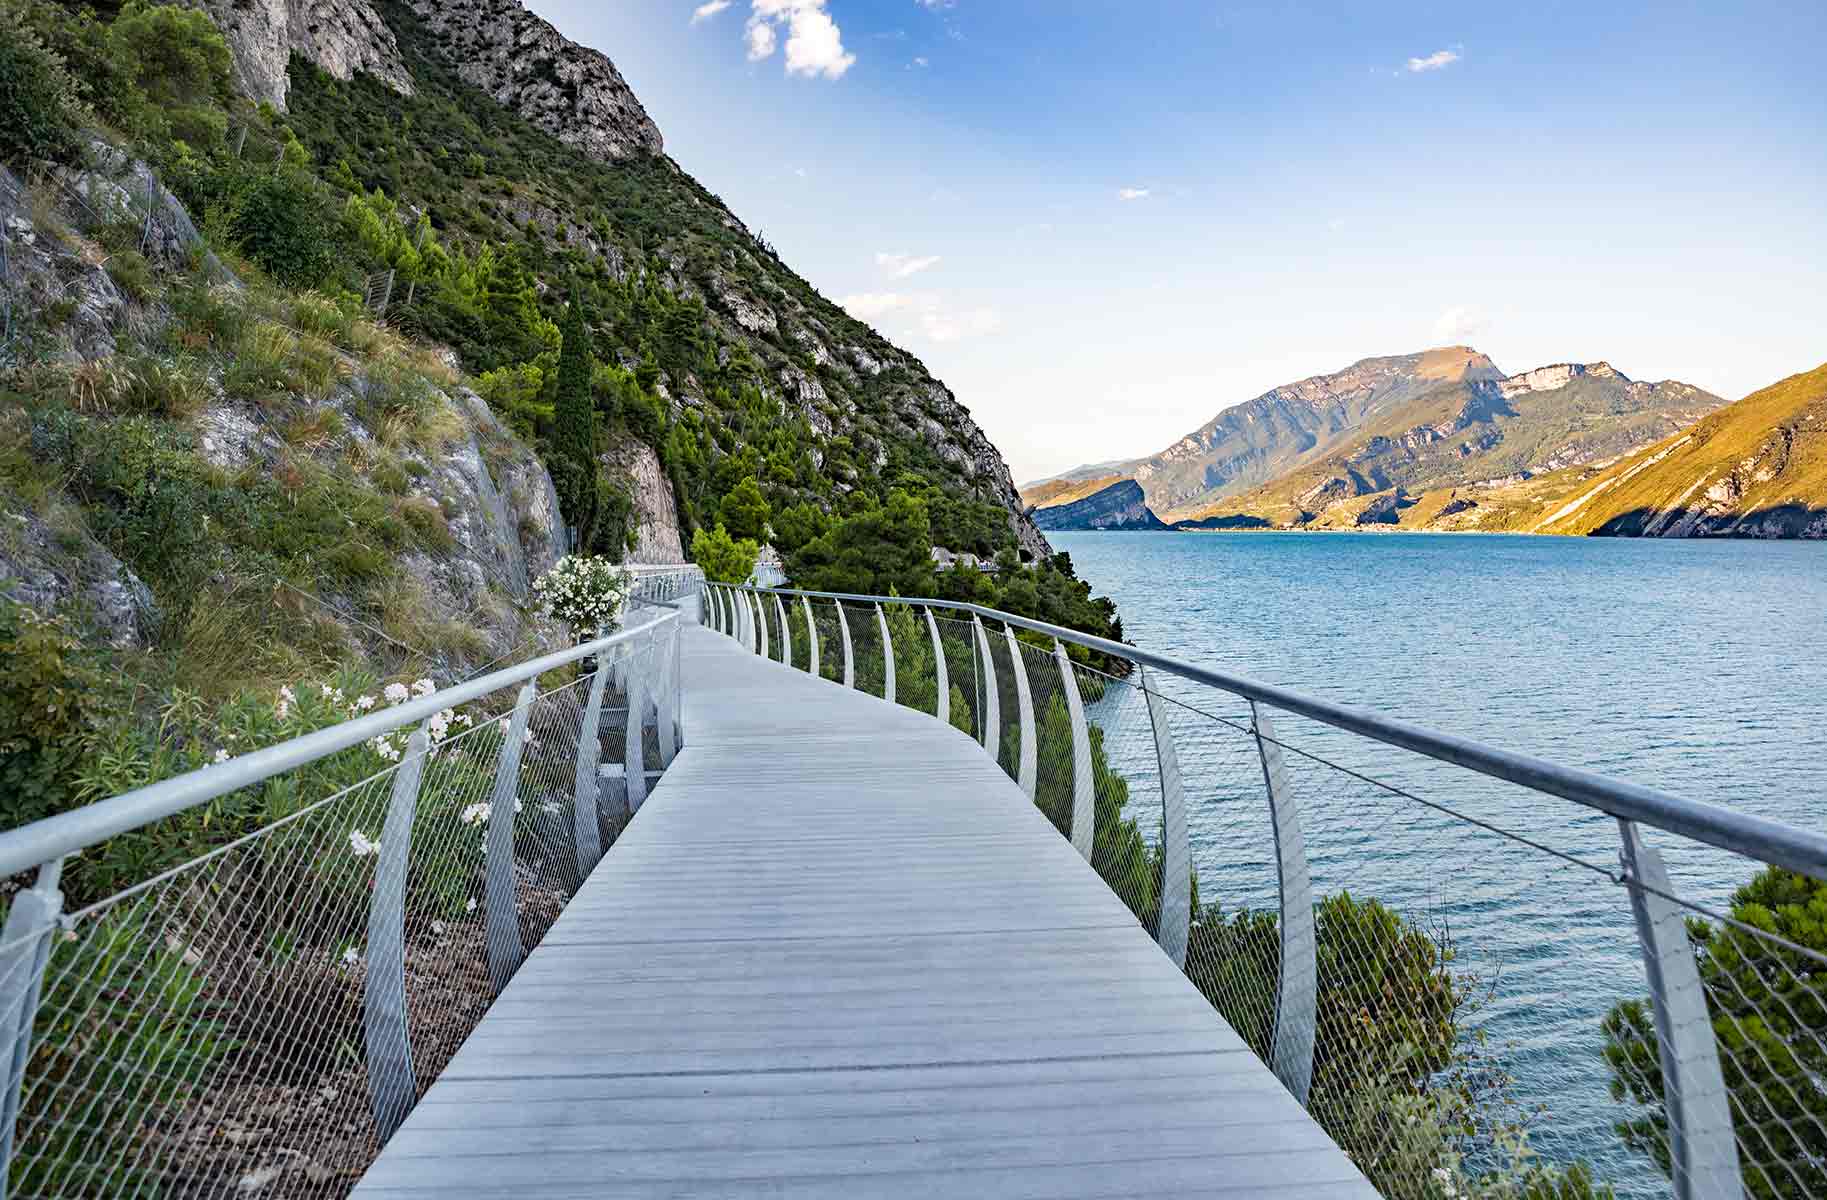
353;624;1375;1198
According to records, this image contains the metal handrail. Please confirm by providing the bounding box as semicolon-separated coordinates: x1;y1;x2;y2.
0;612;682;880
717;583;1827;881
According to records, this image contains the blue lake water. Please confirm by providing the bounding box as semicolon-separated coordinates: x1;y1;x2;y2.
1050;530;1827;1191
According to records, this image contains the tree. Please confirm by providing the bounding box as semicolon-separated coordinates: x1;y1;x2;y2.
551;288;599;548
1603;866;1827;1200
691;523;758;585
716;476;771;543
787;488;933;596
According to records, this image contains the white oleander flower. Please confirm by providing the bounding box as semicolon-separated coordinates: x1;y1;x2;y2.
383;682;410;706
212;748;230;765
348;830;379;857
354;694;377;712
460;802;490;827
341;946;361;969
465;897;477;913
411;678;436;699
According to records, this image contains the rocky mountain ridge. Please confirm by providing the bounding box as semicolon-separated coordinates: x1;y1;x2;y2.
1174;359;1724;528
1037;347;1503;519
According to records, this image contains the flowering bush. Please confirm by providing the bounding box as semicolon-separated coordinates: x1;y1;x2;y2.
533;554;630;637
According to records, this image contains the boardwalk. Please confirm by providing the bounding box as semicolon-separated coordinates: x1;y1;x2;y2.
351;624;1376;1197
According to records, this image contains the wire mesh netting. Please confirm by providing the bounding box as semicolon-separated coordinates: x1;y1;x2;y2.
3;626;678;1198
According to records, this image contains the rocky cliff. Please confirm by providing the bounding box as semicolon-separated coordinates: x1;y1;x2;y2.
1030;480;1168;532
201;0;415;109
199;0;664;165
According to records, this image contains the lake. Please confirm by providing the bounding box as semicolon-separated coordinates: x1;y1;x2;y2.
1049;530;1827;1192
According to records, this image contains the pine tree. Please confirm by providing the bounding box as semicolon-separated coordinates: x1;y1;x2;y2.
552;286;600;549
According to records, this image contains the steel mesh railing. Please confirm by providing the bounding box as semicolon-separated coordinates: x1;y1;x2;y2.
702;581;1827;1200
0;600;690;1198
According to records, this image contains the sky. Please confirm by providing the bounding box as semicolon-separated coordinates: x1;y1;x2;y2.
529;0;1826;484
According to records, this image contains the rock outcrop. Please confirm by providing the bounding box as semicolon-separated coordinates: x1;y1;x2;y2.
200;0;415;109
1031;480;1169;532
404;0;663;162
601;434;684;564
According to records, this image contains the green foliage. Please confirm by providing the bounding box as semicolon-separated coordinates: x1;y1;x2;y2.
107;1;233;149
174;156;342;286
0;0;86;166
788;488;934;596
0;600;102;828
549;290;599;547
691;523;758;584
716;476;770;543
1604;866;1827;1199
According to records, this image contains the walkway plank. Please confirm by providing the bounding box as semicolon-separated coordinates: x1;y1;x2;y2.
353;624;1375;1198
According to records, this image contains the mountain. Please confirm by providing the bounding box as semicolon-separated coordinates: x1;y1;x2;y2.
1177;361;1725;528
2;0;1128;703
266;0;1053;563
1030;480;1169;531
1495;362;1827;538
1040;347;1504;518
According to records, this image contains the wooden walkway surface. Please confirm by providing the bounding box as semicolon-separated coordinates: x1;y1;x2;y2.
353;623;1376;1198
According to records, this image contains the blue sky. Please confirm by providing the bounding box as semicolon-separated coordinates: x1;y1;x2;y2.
532;1;1826;483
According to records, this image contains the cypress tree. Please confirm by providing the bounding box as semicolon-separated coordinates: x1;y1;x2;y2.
552;286;599;548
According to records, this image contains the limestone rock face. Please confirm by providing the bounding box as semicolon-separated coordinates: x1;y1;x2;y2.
200;0;415;109
405;0;663;162
600;434;685;565
1031;480;1168;532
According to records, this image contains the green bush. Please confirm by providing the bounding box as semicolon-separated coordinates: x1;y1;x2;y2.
690;523;758;584
106;1;233;150
0;0;86;166
0;600;102;828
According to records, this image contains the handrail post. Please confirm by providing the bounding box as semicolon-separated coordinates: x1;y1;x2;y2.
0;858;64;1188
1251;701;1316;1104
926;606;949;726
1143;669;1190;968
804;595;821;678
1056;641;1094;861
775;594;793;669
837;602;855;689
485;681;537;995
754;590;770;660
573;660;609;878
1005;624;1036;798
365;723;430;1140
877;603;896;705
709;585;724;635
1618;819;1743;1200
972;615;999;759
625;640;649;814
657;624;679;767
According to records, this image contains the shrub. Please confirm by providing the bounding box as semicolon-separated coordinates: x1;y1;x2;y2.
0;0;86;166
532;554;629;636
106;0;233;151
690;523;758;585
0;599;102;828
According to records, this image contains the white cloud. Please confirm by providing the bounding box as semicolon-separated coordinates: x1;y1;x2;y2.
690;0;731;24
745;17;777;59
875;251;941;279
838;291;1002;343
746;0;855;79
1118;187;1150;201
1406;48;1460;73
1432;305;1490;344
910;55;930;68
920;307;1000;343
839;292;914;320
